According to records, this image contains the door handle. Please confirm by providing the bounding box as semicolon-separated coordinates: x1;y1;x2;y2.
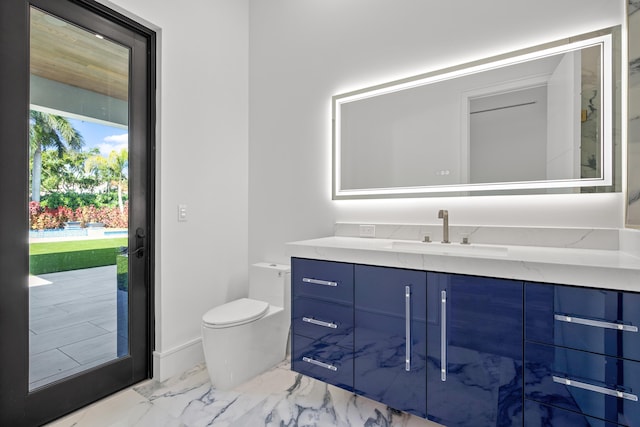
554;314;638;332
302;277;338;287
131;227;145;258
405;285;411;371
441;290;447;381
302;317;338;329
552;376;638;401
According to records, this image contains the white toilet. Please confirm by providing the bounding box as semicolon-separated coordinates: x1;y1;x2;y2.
201;262;291;390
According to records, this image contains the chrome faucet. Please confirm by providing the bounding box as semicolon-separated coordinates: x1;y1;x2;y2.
438;209;450;243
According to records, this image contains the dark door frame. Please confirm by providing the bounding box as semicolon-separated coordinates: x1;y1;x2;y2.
0;0;155;424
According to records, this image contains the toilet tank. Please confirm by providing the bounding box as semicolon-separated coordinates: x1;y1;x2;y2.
249;262;290;308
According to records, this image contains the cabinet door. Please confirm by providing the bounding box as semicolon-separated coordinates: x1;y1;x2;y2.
524;400;624;427
526;282;640;361
292;257;353;304
291;335;354;392
427;273;524;427
354;265;427;418
525;342;640;426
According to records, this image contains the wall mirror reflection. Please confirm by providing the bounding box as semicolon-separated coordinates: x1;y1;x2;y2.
333;28;618;199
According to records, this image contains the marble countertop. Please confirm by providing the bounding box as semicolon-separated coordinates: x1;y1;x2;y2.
286;236;640;292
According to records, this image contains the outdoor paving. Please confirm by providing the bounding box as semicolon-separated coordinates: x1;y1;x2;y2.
29;265;119;390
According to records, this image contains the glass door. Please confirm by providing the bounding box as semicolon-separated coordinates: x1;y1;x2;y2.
28;7;132;390
0;0;155;424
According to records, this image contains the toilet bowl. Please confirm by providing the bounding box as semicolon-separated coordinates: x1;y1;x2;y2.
201;262;290;390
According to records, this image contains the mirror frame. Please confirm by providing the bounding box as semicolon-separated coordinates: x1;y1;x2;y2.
332;28;617;200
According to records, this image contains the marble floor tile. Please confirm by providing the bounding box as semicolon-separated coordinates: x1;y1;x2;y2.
47;361;444;427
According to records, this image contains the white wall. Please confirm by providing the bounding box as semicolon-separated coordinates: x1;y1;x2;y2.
101;0;250;380
92;0;625;380
249;0;625;266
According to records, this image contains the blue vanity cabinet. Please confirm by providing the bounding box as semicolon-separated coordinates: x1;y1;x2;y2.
291;257;355;391
525;283;640;361
524;342;637;426
354;265;428;418
524;400;624;427
426;272;524;427
524;283;640;426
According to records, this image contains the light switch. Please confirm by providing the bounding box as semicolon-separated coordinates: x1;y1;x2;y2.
178;204;187;222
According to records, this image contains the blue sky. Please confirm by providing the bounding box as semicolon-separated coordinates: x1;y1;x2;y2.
68;118;128;157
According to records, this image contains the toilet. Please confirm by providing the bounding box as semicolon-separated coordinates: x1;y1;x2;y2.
201;262;291;390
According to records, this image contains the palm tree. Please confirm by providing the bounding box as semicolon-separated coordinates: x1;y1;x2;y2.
29;111;84;202
107;149;128;214
86;148;128;213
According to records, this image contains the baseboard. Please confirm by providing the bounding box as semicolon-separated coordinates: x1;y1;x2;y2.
153;337;204;382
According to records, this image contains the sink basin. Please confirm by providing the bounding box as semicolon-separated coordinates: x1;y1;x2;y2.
387;240;509;257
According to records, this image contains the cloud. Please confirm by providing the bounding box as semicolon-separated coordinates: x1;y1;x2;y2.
104;133;128;144
99;133;128;156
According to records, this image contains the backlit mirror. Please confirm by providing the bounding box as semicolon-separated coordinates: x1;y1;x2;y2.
333;28;618;199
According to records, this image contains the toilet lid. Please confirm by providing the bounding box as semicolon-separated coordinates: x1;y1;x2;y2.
202;298;269;328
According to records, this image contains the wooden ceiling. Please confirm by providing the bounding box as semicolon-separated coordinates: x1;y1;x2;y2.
30;8;129;101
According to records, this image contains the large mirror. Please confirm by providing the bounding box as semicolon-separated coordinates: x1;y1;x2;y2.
333;28;618;199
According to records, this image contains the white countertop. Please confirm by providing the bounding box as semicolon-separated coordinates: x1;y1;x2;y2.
286;236;640;292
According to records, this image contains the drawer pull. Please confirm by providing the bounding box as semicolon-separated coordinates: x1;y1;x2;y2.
303;277;338;287
555;314;638;332
405;285;411;372
552;376;638;402
441;290;447;382
302;356;338;371
302;316;338;329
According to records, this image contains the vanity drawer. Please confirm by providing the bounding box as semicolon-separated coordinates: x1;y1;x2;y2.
291;334;354;391
292;297;353;348
524;399;623;427
525;342;640;425
526;283;640;361
292;258;353;304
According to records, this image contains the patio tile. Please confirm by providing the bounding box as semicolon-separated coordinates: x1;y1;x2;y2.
30;349;79;384
54;294;115;315
29;304;69;321
28;266;120;389
77;283;117;298
29;300;116;334
90;313;117;332
30;322;110;355
59;332;117;365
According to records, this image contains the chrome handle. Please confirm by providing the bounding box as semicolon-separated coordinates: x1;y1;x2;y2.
555;314;638;332
441;290;447;382
302;277;338;287
302;316;338;329
552;376;638;402
302;356;338;371
405;285;411;372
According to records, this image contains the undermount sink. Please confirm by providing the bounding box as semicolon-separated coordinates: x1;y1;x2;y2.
387;240;509;257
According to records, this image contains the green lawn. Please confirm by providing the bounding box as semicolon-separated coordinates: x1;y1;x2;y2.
30;238;127;255
30;238;128;274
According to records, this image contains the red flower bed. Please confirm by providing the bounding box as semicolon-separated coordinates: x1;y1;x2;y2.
29;201;128;229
